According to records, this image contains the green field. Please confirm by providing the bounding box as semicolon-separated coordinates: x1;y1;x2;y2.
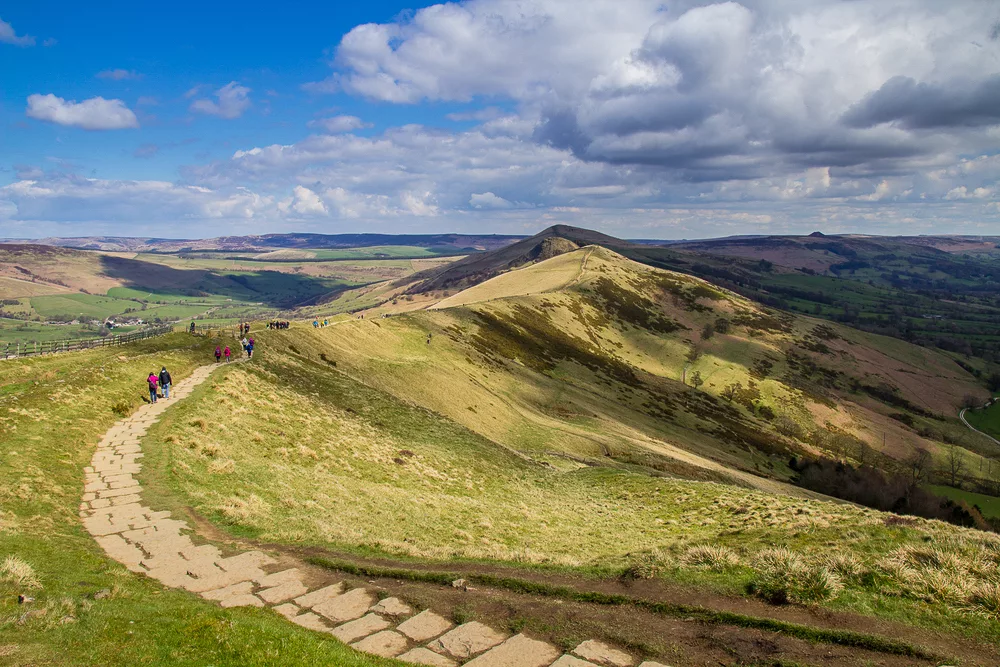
930;485;1000;519
29;294;142;320
966;400;1000;441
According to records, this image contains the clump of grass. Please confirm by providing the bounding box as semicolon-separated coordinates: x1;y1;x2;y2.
0;555;41;589
217;494;271;524
966;582;1000;618
681;545;740;571
623;550;672;579
110;399;133;417
746;548;842;605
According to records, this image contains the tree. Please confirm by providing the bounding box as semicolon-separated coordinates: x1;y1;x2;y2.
961;394;983;409
721;382;742;402
714;318;731;334
906;448;932;485
701;323;715;340
987;372;1000;393
946;444;965;487
689;370;704;389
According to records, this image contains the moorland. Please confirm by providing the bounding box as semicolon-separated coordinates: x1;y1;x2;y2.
1;226;999;666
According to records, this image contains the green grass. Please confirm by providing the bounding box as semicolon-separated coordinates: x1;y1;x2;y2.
965;400;1000;441
136;328;1000;645
930;485;1000;519
0;318;125;344
0;334;400;666
29;294;141;320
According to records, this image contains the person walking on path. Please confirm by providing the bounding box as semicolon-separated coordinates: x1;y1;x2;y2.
146;372;159;403
159;367;172;399
215;346;222;363
224;345;231;362
247;337;255;359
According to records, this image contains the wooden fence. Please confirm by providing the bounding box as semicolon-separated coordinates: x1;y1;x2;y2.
1;325;174;360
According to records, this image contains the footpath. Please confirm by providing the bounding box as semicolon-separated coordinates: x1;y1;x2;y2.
80;361;667;667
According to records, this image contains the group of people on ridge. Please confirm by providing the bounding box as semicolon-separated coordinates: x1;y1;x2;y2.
266;321;289;329
145;367;172;403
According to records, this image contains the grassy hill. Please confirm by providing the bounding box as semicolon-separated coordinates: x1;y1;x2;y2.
128;247;1000;645
4;245;1000;663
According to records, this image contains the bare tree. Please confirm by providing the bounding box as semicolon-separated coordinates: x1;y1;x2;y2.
946;444;966;487
906;448;932;485
721;382;741;402
689;370;704;389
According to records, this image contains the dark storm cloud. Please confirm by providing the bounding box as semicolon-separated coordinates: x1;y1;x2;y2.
842;75;1000;129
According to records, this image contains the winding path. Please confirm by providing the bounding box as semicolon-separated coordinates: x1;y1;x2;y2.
80;361;667;667
959;406;1000;448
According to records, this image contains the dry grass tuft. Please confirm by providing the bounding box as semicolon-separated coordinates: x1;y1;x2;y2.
216;494;271;524
682;545;740;571
747;548;842;605
0;556;41;589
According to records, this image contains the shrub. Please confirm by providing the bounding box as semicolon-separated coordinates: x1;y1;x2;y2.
746;548;843;604
682;545;740;571
110;399;134;417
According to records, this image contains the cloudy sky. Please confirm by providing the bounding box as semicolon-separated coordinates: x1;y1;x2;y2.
2;0;999;239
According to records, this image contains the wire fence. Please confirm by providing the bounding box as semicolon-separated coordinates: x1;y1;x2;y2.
1;325;175;360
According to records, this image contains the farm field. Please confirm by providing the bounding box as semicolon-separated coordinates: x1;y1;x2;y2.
965;400;1000;441
930;485;1000;519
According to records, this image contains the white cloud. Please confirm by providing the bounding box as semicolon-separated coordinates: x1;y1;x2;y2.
190;82;251;119
288;185;329;216
96;69;141;80
470;192;513;209
0;17;34;46
308;115;370;133
26;94;139;130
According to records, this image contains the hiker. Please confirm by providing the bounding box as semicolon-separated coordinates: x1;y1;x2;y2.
215;346;222;363
159;366;172;399
224;345;231;362
323;319;329;327
189;321;196;334
146;371;159;403
313;320;319;328
247;339;254;358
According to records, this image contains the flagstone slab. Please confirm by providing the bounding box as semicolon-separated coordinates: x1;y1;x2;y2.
273;603;300;619
637;662;672;667
427;622;507;660
331;613;391;643
351;630;409;657
572;641;634;667
294;582;345;608
257;568;303;588
370;596;412;617
203;580;254;602
396;609;454;642
313;587;375;624
258;579;309;604
463;634;560;667
220;594;264;608
397;647;459;667
550;657;600;667
290;611;331;632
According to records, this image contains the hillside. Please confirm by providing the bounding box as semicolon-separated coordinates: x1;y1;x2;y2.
4;249;1000;665
322;247;995;483
8;232;522;253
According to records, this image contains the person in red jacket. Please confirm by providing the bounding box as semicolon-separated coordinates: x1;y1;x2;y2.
146;372;159;403
223;345;231;362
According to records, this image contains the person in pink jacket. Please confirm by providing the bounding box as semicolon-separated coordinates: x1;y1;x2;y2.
223;345;231;362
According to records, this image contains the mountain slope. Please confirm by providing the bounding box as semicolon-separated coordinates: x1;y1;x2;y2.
311;247;995;496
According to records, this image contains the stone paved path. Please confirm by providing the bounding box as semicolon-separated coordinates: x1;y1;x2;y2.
81;362;670;667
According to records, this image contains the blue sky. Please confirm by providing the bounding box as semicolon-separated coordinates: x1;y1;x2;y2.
1;0;999;239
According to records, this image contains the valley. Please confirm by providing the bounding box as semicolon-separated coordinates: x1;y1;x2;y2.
2;228;999;666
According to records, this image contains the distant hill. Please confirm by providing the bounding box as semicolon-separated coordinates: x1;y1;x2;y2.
402;224;633;293
3;232;524;253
